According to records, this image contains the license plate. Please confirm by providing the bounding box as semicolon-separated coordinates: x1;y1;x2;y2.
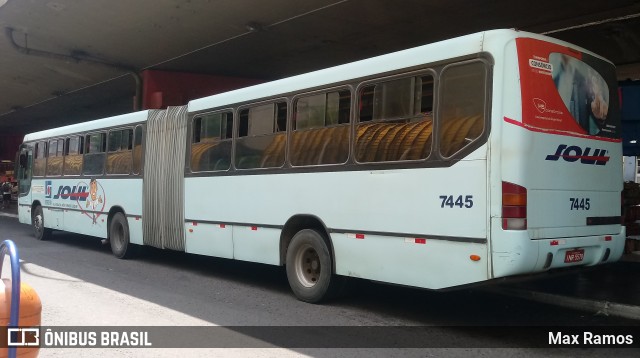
564;249;585;263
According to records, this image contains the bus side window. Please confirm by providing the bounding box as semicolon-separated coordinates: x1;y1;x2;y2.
355;73;434;162
84;132;106;175
132;125;143;175
190;111;233;172
64;136;83;176
290;89;350;166
106;128;133;175
33;141;47;177
46;138;64;176
438;61;486;158
235;102;287;169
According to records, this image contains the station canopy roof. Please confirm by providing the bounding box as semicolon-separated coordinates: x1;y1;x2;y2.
1;0;640;134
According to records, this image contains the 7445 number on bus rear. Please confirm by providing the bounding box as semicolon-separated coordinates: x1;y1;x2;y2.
569;198;590;210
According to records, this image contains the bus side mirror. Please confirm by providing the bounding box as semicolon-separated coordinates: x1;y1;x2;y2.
19;153;27;167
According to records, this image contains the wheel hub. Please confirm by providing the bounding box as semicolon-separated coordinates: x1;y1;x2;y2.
34;215;43;232
295;245;321;288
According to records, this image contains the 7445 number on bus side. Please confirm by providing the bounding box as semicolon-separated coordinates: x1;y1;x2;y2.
439;195;474;208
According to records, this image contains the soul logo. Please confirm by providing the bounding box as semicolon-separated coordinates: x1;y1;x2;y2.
545;144;609;165
52;185;89;200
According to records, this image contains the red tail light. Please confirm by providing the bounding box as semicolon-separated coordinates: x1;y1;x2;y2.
502;181;527;230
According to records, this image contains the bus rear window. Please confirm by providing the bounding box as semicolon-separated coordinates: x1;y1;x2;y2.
517;38;620;139
550;53;610;136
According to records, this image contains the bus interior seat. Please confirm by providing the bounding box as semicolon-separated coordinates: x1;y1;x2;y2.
106;151;133;174
439;115;482;157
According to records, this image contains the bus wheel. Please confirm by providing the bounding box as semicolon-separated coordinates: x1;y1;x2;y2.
286;229;338;303
109;212;133;259
32;205;52;241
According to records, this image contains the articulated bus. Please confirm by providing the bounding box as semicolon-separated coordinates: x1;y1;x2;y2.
15;30;624;302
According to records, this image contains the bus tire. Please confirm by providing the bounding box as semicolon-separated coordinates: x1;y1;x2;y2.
109;212;134;259
286;229;340;303
32;205;52;241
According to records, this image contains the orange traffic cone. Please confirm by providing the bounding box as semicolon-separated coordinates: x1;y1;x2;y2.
0;279;41;358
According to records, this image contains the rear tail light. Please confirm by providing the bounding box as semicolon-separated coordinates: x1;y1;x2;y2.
502;181;527;230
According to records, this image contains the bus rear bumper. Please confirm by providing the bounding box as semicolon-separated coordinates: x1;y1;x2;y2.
531;229;625;272
491;221;625;278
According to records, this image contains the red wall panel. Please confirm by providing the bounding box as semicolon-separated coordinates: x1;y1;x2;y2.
141;70;263;109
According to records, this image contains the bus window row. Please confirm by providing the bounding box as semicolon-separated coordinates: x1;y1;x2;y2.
32;126;144;177
190;60;488;172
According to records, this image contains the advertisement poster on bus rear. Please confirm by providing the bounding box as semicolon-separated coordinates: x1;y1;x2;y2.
516;37;621;141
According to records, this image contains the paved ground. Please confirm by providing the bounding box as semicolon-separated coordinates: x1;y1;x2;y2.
0;203;638;357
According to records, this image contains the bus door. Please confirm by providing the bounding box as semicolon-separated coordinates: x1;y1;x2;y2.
16;145;33;223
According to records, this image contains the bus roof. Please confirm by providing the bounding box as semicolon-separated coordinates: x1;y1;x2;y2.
187;29;610;114
22;110;156;142
187;31;487;113
22;29;612;143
